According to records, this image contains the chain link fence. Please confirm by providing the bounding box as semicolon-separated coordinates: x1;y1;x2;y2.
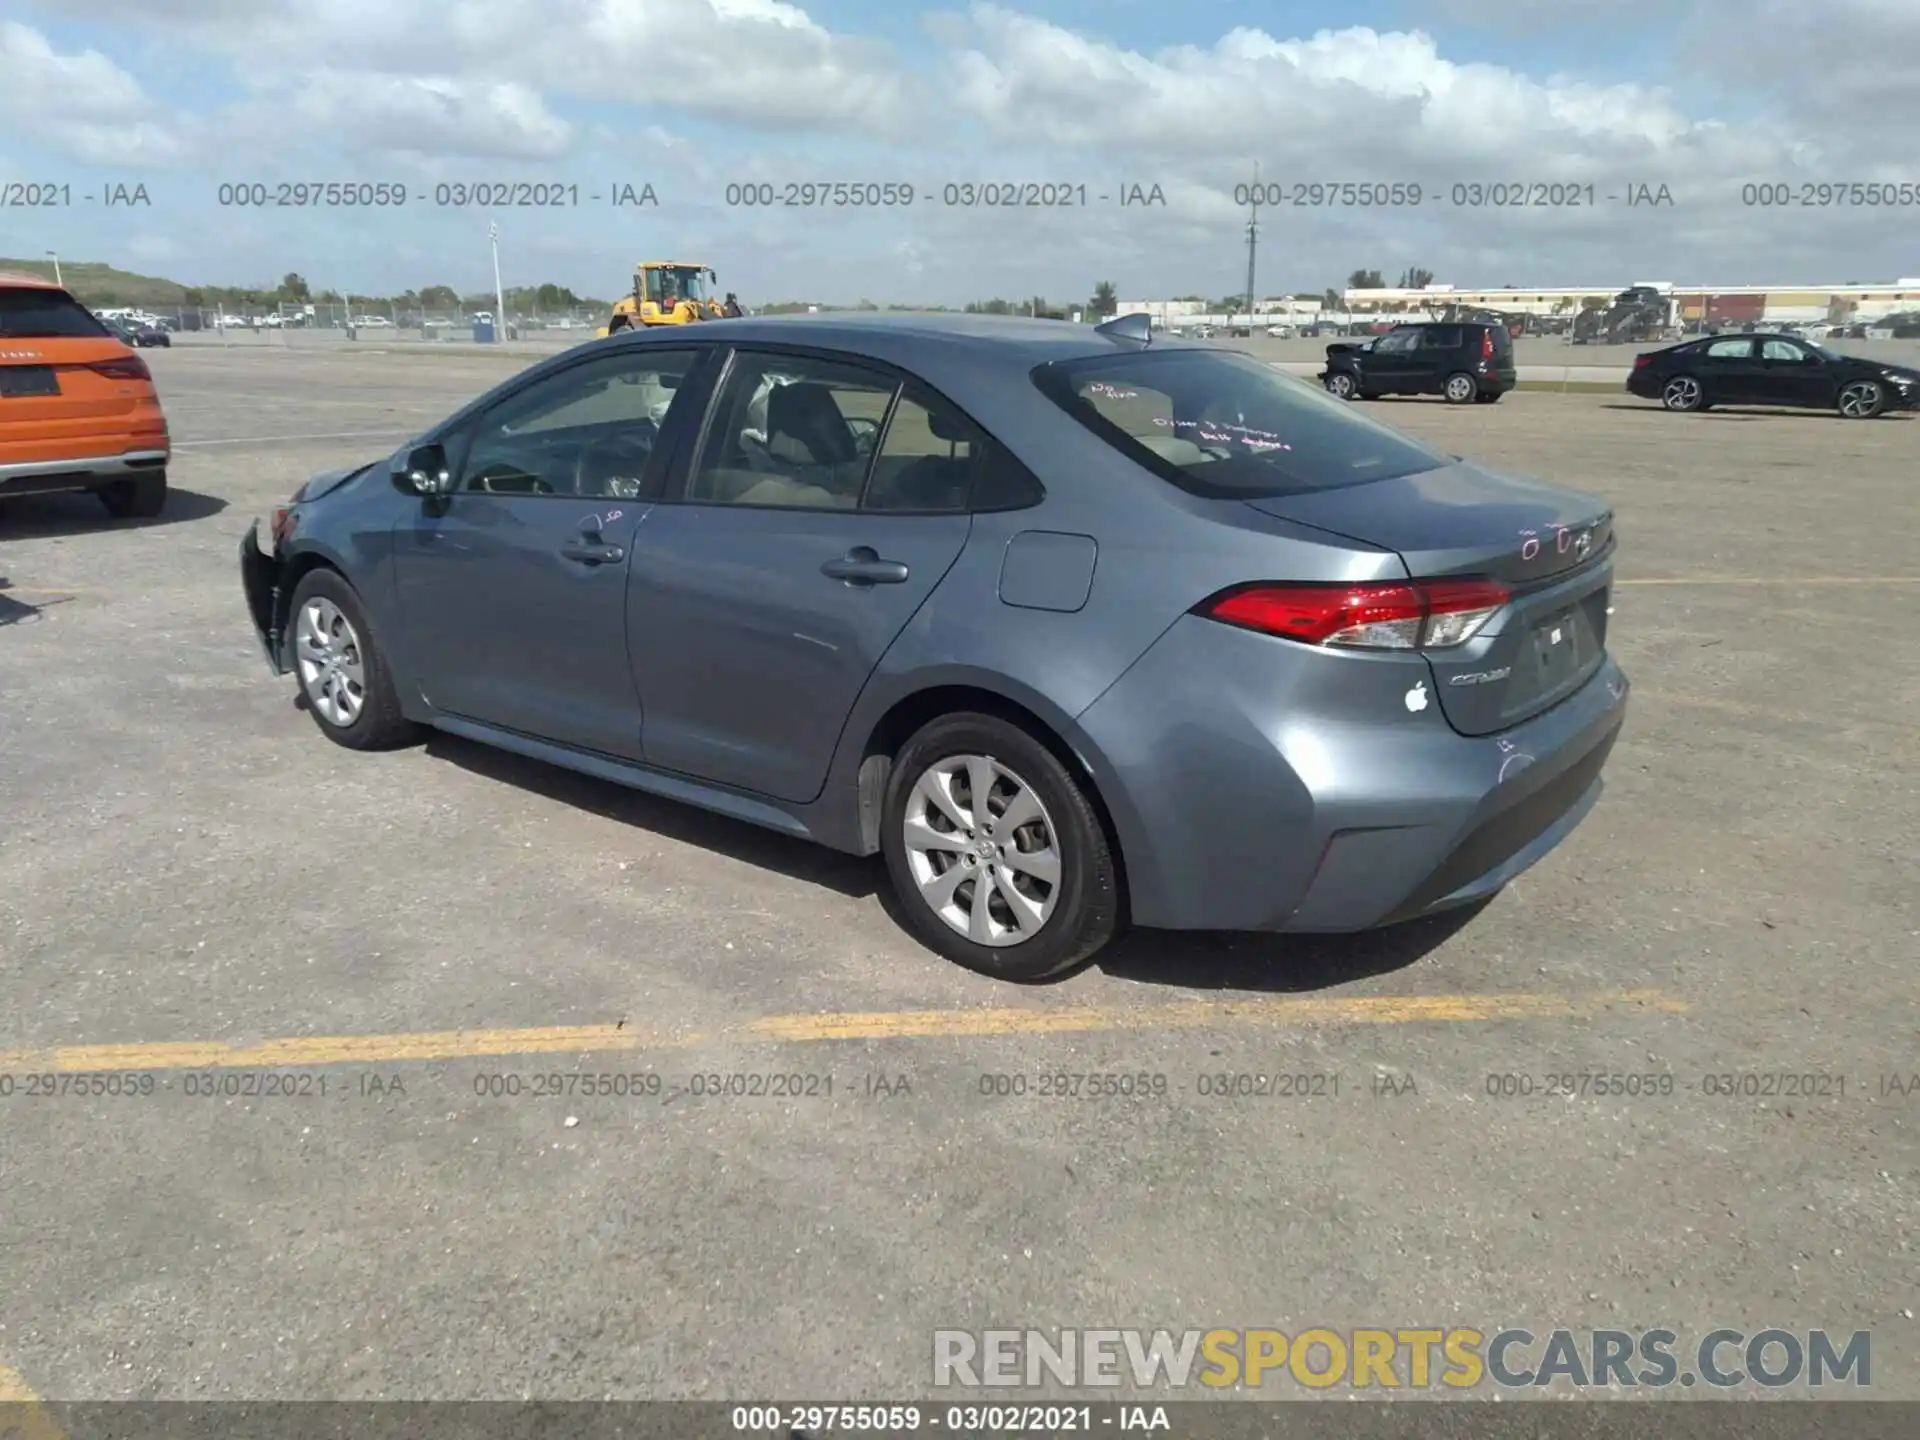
123;302;609;348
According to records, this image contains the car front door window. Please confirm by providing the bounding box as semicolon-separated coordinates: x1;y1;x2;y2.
460;349;697;499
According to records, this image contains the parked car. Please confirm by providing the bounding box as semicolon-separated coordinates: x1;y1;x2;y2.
239;313;1628;979
1322;321;1516;403
0;270;170;516
105;318;172;348
1265;324;1295;338
1626;332;1919;418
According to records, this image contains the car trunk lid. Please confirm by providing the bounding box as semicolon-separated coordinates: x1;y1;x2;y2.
1244;460;1614;735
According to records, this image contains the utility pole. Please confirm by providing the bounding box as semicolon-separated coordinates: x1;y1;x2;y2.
1243;162;1260;330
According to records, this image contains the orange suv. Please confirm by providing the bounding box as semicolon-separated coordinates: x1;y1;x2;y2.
0;271;170;517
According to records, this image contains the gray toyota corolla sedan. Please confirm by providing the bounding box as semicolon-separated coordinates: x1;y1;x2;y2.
240;313;1628;980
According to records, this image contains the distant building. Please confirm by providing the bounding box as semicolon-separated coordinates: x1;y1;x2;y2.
1340;280;1920;325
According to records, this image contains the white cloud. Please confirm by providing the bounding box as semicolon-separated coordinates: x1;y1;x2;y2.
44;0;909;131
0;20;191;164
6;2;1918;298
271;74;574;162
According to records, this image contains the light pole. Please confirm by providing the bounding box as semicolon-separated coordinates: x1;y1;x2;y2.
1243;161;1260;332
46;250;61;286
489;222;506;341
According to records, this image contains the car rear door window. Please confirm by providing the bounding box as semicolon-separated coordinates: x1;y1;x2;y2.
1760;339;1810;362
686;353;896;510
1037;347;1448;498
864;387;976;513
861;384;1047;514
457;348;697;498
1705;338;1755;359
1421;327;1463;350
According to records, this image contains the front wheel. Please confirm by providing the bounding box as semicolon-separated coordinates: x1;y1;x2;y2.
1324;371;1358;400
285;569;421;751
881;714;1122;980
1443;372;1478;404
1837;379;1885;419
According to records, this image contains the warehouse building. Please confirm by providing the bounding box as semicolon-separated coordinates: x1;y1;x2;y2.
1340;281;1920;325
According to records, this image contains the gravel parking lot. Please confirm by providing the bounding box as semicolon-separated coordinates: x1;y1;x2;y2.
1;346;1915;1404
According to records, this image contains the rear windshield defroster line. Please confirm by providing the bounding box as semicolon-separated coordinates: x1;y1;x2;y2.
1032;348;1448;500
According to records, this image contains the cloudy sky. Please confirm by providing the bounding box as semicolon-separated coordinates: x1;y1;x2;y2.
2;0;1916;304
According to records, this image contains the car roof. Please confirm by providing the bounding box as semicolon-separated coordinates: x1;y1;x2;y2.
612;311;1190;368
0;270;66;292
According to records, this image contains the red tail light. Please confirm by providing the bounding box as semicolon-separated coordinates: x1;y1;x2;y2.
1632;354;1654;369
1480;330;1495;359
89;354;151;381
1200;578;1510;651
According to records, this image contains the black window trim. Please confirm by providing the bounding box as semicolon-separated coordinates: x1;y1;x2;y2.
665;341;1045;517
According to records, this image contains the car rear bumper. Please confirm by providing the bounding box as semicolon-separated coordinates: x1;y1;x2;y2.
0;448;169;497
240;519;291;674
1073;614;1629;933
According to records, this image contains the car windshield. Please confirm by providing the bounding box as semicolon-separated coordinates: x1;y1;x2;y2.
645;267;712;304
0;287;111;339
1034;347;1448;498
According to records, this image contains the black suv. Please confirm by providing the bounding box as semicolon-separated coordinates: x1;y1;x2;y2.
1321;322;1516;404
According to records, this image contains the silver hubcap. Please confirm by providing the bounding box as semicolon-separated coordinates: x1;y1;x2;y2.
1330;375;1352;397
1838;382;1879;417
1665;377;1700;409
902;754;1061;948
1447;376;1472;400
295;597;366;727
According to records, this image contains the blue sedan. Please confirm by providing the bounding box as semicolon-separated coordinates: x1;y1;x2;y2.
240;313;1628;980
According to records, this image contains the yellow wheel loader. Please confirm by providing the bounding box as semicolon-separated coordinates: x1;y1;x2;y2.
596;262;736;336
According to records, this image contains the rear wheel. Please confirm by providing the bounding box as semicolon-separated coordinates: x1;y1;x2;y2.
1837;379;1885;419
1443;372;1477;404
97;470;167;518
882;713;1121;981
1662;375;1708;412
286;569;421;751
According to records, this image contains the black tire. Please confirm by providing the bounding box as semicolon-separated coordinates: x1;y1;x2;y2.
881;712;1122;981
1836;379;1885;419
1661;374;1708;412
1442;372;1478;404
284;568;421;751
97;469;167;518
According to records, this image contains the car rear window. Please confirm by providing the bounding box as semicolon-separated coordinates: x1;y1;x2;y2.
0;287;111;339
1033;348;1448;499
1487;325;1514;354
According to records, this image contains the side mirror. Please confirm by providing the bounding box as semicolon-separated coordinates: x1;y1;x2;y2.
847;416;881;455
393;443;453;497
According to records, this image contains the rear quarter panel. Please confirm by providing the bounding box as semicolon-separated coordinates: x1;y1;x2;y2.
814;366;1412;853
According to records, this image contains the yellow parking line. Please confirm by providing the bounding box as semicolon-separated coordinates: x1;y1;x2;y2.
0;990;1684;1074
0;1364;67;1440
